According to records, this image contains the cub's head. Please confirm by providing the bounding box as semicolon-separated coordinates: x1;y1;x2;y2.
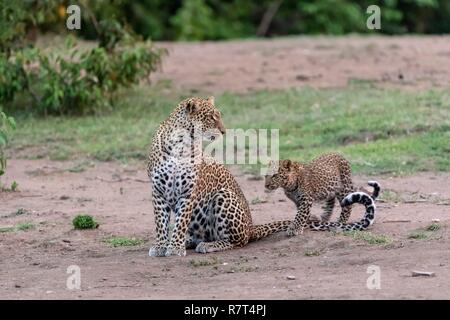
181;96;225;140
264;159;297;191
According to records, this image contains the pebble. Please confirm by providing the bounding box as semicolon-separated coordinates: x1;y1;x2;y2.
412;270;435;277
287;275;296;280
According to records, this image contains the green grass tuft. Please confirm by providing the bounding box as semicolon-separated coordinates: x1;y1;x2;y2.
342;230;393;245
104;236;144;247
189;257;221;267
304;249;323;256
408;231;428;240
0;226;14;233
16;222;34;231
72;214;99;230
426;223;441;232
408;223;442;240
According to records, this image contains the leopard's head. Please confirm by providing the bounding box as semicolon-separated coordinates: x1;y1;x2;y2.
182;96;225;141
265;159;297;191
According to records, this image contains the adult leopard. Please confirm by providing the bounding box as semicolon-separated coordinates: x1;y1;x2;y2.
147;96;293;256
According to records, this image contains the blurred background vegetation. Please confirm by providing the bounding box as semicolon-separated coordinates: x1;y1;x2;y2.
5;0;449;42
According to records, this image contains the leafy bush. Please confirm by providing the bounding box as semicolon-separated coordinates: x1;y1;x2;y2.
0;111;16;177
0;2;166;116
72;214;99;229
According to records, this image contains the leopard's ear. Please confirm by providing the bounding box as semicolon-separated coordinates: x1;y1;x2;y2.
206;96;215;105
281;159;292;170
185;99;200;115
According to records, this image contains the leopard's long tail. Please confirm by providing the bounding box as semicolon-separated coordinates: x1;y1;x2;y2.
249;220;291;242
309;191;377;231
368;180;381;200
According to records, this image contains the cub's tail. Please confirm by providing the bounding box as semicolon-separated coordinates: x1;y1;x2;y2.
368;180;381;200
309;192;376;231
250;220;291;242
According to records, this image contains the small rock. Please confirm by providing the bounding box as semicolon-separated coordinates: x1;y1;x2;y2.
62;239;71;243
14;284;21;288
432;219;440;223
46;290;53;294
60;195;70;200
412;270;435;277
296;74;309;81
222;262;228;266
287;275;296;280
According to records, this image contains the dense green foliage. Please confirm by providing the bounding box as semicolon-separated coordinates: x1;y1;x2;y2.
73;0;450;40
0;111;16;178
0;1;166;116
2;1;449;42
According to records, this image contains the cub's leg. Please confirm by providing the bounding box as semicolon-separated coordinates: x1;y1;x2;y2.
321;197;335;222
337;160;355;223
287;197;313;237
195;190;248;254
337;192;352;223
148;193;171;257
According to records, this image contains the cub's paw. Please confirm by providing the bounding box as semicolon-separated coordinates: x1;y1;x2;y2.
149;246;167;257
286;226;300;237
165;246;186;257
195;242;211;254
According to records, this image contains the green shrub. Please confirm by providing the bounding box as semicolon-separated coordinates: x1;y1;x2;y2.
72;214;99;230
0;2;166;116
0;111;15;178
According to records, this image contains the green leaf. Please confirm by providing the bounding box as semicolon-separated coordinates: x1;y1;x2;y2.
7;116;16;129
0;132;7;145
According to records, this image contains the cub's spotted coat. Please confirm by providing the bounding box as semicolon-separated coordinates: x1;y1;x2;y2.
147;97;291;256
265;153;380;236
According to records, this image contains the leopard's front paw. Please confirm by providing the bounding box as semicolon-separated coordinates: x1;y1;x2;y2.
165;245;186;257
149;245;167;257
286;225;301;237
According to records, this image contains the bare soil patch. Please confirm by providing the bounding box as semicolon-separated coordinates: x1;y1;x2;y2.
154;35;450;93
1;159;449;299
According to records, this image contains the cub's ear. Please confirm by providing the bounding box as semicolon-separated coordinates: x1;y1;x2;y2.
206;96;215;105
281;159;292;170
185;99;200;115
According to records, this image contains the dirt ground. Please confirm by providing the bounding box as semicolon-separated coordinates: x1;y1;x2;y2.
154;35;450;93
1;36;450;299
1;160;449;299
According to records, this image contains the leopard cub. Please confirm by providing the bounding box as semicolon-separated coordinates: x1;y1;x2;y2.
265;153;380;236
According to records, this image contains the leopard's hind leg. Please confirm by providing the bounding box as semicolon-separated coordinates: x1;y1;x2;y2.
337;159;355;223
337;192;353;224
194;189;249;254
321;197;335;222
